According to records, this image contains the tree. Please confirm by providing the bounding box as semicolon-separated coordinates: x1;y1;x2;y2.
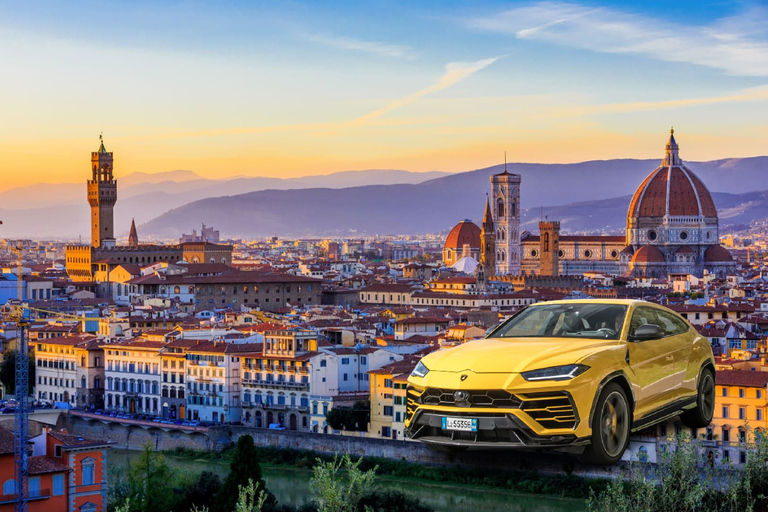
309;455;377;512
217;435;276;512
177;470;222;512
0;349;35;396
126;444;178;512
325;401;370;432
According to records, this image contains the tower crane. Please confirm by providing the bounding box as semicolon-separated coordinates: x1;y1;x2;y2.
1;242;91;512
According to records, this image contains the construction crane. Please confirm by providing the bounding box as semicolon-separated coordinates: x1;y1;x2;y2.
1;243;89;512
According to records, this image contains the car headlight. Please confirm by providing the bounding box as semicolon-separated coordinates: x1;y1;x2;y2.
521;364;589;381
410;361;429;378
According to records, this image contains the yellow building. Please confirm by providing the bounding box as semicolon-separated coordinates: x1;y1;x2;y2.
712;370;768;465
368;356;421;441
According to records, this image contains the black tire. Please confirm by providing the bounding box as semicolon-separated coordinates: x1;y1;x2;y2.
580;382;631;465
682;367;715;429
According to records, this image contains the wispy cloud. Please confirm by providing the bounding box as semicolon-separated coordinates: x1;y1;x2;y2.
550;85;768;117
131;57;502;141
306;33;415;59
350;57;503;125
469;2;768;76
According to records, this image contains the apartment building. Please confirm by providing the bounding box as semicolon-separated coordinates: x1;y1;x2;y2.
35;334;99;406
0;426;111;512
103;338;163;415
368;357;420;440
185;341;254;423
308;346;403;434
712;370;768;466
240;330;315;430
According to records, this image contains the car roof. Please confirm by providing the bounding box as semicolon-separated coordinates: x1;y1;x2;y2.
531;298;642;306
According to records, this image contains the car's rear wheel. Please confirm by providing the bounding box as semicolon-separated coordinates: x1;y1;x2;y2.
681;367;715;429
580;382;630;465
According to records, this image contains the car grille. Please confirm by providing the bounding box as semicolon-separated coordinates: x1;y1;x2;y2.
519;391;577;429
406;386;578;430
417;387;521;408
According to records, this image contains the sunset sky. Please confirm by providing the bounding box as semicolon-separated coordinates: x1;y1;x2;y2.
1;0;767;191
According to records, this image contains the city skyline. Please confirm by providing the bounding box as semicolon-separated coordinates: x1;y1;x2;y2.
1;1;767;192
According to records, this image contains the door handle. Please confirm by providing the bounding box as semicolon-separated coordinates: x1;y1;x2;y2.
666;356;674;361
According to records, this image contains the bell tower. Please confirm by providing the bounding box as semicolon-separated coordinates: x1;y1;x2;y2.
491;155;522;275
88;135;117;248
479;195;496;285
538;220;560;277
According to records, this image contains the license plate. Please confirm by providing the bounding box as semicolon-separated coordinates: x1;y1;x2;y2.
442;417;477;432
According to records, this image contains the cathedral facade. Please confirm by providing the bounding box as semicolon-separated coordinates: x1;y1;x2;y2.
443;130;736;279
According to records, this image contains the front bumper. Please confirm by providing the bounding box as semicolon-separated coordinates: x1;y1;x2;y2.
405;376;594;448
406;409;588;448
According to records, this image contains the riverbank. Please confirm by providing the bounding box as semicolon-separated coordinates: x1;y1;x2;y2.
109;448;588;512
164;444;606;501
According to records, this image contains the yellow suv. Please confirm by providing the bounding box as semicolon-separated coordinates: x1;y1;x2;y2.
405;299;715;465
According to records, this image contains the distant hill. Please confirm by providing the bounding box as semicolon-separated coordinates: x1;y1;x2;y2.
2;157;766;239
139;185;768;240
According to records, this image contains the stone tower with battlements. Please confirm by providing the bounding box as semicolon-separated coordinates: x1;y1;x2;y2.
88;136;117;247
538;220;560;277
491;163;521;275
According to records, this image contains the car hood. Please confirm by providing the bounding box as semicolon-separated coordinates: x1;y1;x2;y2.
422;337;619;374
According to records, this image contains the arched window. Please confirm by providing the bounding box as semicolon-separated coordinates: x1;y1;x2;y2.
174;286;181;294
511;202;516;217
497;199;505;218
81;376;86;389
543;233;549;252
3;479;16;495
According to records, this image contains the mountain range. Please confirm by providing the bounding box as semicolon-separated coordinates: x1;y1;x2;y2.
141;157;768;239
1;157;766;239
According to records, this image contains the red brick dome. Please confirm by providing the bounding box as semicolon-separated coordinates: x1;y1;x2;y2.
628;131;717;219
704;245;733;262
631;245;665;264
444;220;481;251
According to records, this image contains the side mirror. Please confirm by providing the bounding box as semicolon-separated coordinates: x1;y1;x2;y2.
630;324;663;342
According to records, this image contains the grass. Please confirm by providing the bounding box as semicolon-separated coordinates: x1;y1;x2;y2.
164;444;608;500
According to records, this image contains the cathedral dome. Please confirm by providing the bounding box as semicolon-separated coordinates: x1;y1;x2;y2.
628;131;717;220
444;220;481;252
704;245;734;263
631;245;665;264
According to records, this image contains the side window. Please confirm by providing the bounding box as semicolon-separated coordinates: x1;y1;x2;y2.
655;310;689;336
629;307;660;336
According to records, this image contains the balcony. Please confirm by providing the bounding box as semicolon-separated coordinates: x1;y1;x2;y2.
0;489;51;504
241;379;308;390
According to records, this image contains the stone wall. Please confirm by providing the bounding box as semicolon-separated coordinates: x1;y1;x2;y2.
67;415;623;479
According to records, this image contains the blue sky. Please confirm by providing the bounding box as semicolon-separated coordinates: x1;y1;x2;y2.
0;0;766;189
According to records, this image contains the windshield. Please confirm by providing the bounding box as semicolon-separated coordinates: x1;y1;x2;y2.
492;303;628;340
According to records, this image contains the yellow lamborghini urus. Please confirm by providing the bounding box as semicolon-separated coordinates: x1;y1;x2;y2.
405;299;715;465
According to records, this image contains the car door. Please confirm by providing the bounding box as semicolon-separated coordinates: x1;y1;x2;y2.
653;308;693;398
626;306;679;418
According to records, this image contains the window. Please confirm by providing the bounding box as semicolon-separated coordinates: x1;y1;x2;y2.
722;406;729;419
740;451;747;464
740;388;745;398
723;449;730;462
758;390;762;399
320;359;327;368
739;408;746;420
723;388;728;397
341;358;349;365
53;473;65;496
82;458;96;485
28;477;40;498
383;406;393;416
54;445;62;457
739;429;747;442
758;409;763;421
2;479;15;495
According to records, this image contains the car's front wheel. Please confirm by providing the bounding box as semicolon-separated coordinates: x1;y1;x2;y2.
580;382;630;465
681;367;715;429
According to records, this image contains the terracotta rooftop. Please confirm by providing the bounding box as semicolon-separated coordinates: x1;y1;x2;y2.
716;370;768;388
